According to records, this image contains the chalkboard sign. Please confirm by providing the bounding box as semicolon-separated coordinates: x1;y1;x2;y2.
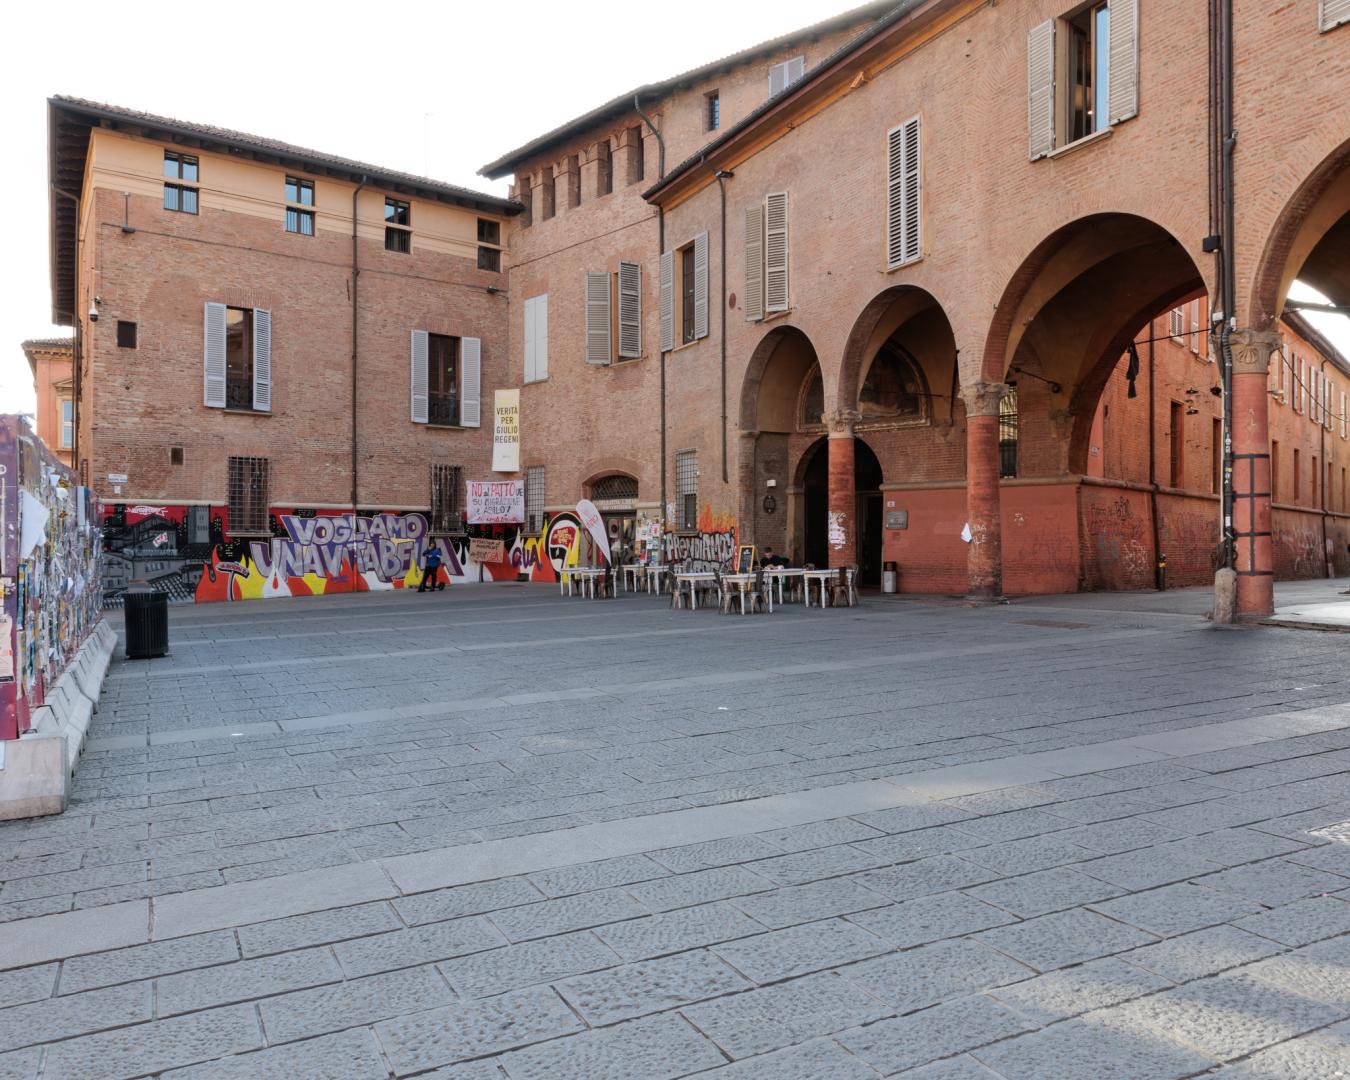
736;545;756;574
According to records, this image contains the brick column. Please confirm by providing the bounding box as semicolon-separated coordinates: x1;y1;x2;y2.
1230;329;1281;618
826;410;859;568
962;381;1008;601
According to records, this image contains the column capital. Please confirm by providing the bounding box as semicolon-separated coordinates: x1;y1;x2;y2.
1230;329;1283;376
961;381;1008;418
824;409;861;437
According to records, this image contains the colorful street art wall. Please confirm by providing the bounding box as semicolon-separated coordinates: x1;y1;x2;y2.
661;506;738;572
1;418;102;738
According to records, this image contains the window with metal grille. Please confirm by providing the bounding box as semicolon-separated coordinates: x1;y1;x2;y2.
998;385;1019;479
227;456;270;535
706;90;720;132
591;475;638;506
525;466;545;533
676;450;698;531
476;217;502;272
385;198;411;253
430;464;463;535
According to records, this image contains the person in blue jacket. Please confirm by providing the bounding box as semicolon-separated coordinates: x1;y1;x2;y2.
418;543;445;592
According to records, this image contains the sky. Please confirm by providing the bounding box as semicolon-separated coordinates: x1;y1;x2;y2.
1;0;1346;416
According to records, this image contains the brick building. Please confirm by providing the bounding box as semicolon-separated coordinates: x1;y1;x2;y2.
48;1;1350;608
20;337;75;467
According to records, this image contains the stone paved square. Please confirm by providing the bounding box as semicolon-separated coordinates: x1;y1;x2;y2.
2;587;1350;1078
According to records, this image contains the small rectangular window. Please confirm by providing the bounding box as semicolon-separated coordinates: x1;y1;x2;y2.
284;176;314;206
60;400;73;450
477;218;500;245
626;127;644;185
706;90;720;132
163;151;199;214
163;184;198;214
225;306;255;410
385;198;411;252
566;155;581;208
999;385;1019;479
597;141;613;197
477;247;501;272
430;464;463;535
428;334;460;426
680;241;696;345
541;167;556;220
525;465;546;534
117;320;137;348
227;456;270;535
163;151;198;182
170;446;184;466
676;449;698;532
286;208;315;236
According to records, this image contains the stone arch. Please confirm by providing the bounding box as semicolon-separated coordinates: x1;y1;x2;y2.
1248;135;1350;329
739;324;821;432
838;286;955;420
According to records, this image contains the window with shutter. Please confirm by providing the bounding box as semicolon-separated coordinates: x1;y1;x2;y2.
693;231;709;341
618;261;642;359
660;250;675;352
767;55;805;98
524;294;549;383
1321;0;1350;32
764;193;789;313
585;271;612;364
1107;0;1139;124
252;308;272;413
1169;309;1185;341
886;117;921;270
460;337;482;427
1027;19;1056;159
410;330;429;423
203;302;227;408
744;205;764;323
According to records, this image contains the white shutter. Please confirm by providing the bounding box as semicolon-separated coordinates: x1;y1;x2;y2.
1108;0;1139;124
768;61;786;98
585;271;612;364
786;56;805;88
764;192;788;313
523;296;537;383
203;302;227;408
534;294;548;380
1027;19;1056;160
659;251;675;352
460;336;481;427
744;204;764;322
1321;0;1350;32
618;261;641;358
252;308;272;413
886;117;921;269
1341;391;1346;438
410;329;429;423
693;231;709;341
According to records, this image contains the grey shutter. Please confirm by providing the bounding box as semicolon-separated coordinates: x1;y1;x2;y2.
251;307;272;412
523;296;537;383
764;192;788;312
618;261;641;358
535;294;548;379
768;61;786;98
585;271;612;364
660;250;675;352
887;118;921;268
785;56;805;88
1321;0;1350;31
460;336;481;427
693;231;709;341
744;204;764;322
410;329;429;423
203;302;227;408
1027;19;1055;160
1107;0;1139;124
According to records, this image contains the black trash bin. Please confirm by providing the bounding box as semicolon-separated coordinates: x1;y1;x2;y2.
124;582;169;659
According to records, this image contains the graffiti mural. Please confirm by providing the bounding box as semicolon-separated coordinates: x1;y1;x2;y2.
100;504;526;606
1;419;102;737
661;505;738;572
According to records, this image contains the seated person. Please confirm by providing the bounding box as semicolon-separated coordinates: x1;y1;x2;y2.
760;546;790;568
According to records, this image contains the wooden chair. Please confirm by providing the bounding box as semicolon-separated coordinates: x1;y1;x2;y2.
828;566;857;608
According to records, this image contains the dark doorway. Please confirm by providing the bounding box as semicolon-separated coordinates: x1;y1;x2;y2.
799;436;884;576
802;439;829;568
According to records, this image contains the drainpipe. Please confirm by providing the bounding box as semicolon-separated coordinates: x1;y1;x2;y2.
1147;323;1164;589
1217;0;1237;572
351;178;368;524
1320;356;1331;577
702;157;733;484
634;96;669;521
52;185;82;476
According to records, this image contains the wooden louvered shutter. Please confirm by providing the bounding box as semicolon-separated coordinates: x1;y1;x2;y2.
1321;0;1350;32
693;231;709;340
203;302;227;408
252;308;272;413
1027;19;1055;160
764;193;788;313
460;337;481;427
744;205;764;322
1108;0;1139;124
660;250;675;352
887;118;921;269
618;261;641;358
410;329;429;423
585;271;612;364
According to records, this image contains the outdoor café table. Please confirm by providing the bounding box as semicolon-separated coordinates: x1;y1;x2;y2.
802;569;836;608
621;564;645;592
563;567;607;598
672;571;716;610
763;567;805;606
719;572;765;614
645;565;670;594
